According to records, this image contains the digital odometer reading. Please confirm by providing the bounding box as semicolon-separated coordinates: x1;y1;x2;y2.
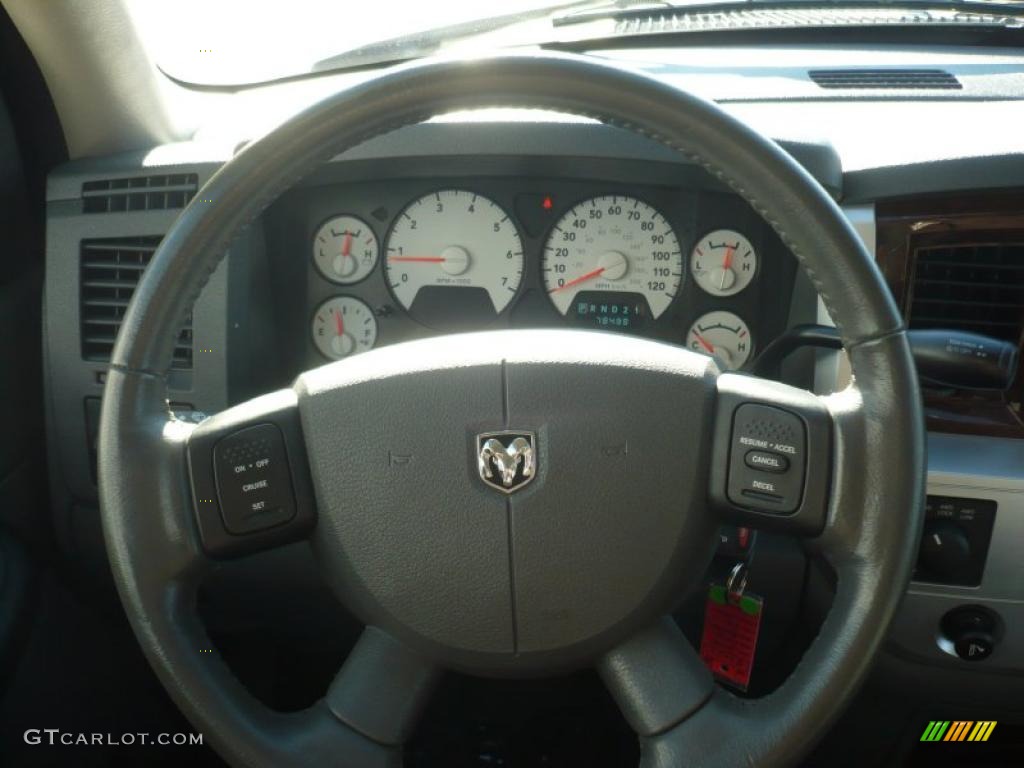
568;291;650;332
542;195;682;319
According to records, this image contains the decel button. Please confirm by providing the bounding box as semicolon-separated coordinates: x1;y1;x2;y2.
744;450;788;473
213;423;297;535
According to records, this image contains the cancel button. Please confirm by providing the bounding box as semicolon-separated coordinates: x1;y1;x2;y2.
744;450;789;473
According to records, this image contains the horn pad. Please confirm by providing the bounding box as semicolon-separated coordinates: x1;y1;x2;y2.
296;330;719;675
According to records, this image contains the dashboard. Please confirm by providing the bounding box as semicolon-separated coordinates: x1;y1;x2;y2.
264;161;799;380
39;90;1024;712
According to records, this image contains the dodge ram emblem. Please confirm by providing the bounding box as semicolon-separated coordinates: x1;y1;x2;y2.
476;431;536;494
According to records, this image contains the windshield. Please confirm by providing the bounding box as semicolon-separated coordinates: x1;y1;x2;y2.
131;0;1024;88
129;0;587;87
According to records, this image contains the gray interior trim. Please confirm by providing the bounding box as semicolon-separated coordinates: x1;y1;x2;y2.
845;155;1024;203
43;174;230;503
2;0;207;157
887;434;1024;673
46;123;841;202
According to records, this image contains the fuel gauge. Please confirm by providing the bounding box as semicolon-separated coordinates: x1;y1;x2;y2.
311;296;378;360
686;311;753;370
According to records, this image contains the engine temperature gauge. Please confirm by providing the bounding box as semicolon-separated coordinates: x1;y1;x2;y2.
690;229;757;296
311;296;378;360
686;311;753;370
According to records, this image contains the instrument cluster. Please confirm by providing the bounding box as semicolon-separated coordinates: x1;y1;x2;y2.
291;175;794;375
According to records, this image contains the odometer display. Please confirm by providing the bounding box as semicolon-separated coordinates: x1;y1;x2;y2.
568;291;650;332
543;196;682;319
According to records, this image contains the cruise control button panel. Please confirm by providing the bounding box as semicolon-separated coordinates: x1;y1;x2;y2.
187;390;317;558
710;375;832;536
727;404;806;513
213;424;296;534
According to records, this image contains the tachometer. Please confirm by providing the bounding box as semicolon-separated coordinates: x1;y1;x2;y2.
543;196;682;319
384;190;523;317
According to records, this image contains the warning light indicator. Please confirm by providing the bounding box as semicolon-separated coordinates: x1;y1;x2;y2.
542;196;554;210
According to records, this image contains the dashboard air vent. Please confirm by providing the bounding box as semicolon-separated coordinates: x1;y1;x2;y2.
909;243;1024;343
81;173;198;214
809;69;961;90
80;236;193;369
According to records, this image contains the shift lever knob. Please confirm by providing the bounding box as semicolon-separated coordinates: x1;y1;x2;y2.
907;329;1018;391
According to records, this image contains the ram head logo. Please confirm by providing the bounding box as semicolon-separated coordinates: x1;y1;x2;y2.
476;431;536;494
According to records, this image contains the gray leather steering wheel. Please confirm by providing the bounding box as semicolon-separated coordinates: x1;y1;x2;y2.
98;54;925;768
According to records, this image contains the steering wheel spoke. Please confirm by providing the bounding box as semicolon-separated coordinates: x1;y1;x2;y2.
598;617;713;738
326;627;441;747
186;388;317;558
708;371;834;538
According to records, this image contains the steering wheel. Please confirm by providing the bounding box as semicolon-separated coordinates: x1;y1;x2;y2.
98;54;924;768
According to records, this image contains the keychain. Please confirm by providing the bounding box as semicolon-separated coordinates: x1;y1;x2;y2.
698;561;765;692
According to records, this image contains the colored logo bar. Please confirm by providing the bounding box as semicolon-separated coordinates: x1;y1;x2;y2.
920;721;997;742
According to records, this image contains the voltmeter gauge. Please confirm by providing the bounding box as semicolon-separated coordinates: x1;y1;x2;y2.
686;311;753;370
690;229;757;297
313;215;379;284
311;296;378;360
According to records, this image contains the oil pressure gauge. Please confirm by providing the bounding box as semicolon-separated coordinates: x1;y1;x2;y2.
690;229;757;296
313;215;379;284
686;311;753;370
311;296;378;360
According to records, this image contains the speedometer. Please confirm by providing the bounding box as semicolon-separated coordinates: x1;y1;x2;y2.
542;196;682;320
384;190;523;319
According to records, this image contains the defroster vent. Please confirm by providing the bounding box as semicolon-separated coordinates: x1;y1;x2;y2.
80;236;193;369
809;69;961;90
909;243;1024;344
82;173;198;214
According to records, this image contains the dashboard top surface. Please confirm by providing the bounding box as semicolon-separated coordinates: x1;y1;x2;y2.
39;43;1024;206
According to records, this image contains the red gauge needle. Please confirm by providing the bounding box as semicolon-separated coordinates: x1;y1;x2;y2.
387;256;446;263
341;232;353;259
692;331;716;354
722;245;735;271
549;266;606;294
334;308;344;337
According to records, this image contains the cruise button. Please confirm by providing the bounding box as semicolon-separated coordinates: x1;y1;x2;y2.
744;450;789;473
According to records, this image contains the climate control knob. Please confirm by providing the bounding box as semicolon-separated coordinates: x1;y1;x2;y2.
919;520;971;578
